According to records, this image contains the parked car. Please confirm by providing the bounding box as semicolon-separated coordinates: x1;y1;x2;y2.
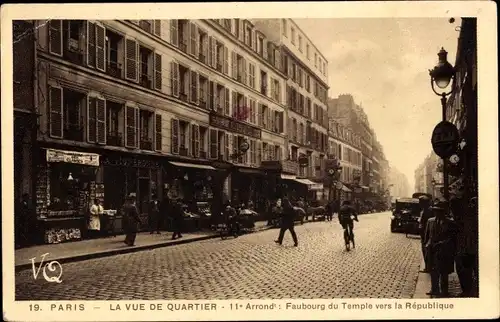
390;198;421;235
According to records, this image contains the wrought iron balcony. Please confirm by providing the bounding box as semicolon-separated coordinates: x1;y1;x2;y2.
140;139;153;150
106;61;122;79
140;74;152;89
64;125;84;142
107;132;123;147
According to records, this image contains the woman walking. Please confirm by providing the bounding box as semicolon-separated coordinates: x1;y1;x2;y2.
274;197;298;247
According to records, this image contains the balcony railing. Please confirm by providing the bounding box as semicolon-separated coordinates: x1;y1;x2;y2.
179;146;188;156
140;74;152;89
107;62;122;79
140;139;153;150
107;132;123;147
179;41;188;53
64;125;84;142
63;47;84;66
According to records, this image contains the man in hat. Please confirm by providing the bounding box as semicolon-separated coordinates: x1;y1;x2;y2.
423;201;458;297
418;195;433;273
170;198;184;240
122;193;141;246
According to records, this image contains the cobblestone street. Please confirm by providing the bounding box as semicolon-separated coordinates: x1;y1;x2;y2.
15;212;422;300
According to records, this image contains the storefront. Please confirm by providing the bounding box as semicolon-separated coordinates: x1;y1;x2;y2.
280;174;324;204
34;148;100;244
231;167;265;209
101;153;162;231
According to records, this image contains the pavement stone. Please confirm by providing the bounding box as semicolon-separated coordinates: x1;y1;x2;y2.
15;212;423;300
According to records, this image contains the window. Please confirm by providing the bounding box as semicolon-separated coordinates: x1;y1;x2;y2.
178;64;189;102
63;88;86;142
223;19;232;32
291;27;295;44
257;36;264;56
199;74;209;109
215;40;224;72
218;131;225;159
306;43;310;59
314;53;317;68
139;45;153;89
190;124;200;157
126;105;139;148
245;25;252;47
107;101;124;147
271;78;280;102
179;120;189;155
249;99;256;124
260;70;268;95
282;19;287;37
139;110;153;150
298;35;302;52
199;126;208;158
214;83;224;114
198;28;208;64
105;29;124;79
248;63;255;89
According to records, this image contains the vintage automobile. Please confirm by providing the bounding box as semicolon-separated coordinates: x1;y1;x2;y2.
390;197;421;235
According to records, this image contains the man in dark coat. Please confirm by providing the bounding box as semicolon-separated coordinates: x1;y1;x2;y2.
122;194;141;246
274;197;298;247
149;193;161;234
419;195;433;273
423;202;458;297
170;198;184;240
338;200;359;250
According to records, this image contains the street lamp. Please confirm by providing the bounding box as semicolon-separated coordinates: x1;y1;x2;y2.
429;47;456;202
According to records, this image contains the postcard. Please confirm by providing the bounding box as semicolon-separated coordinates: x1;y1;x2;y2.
1;1;498;321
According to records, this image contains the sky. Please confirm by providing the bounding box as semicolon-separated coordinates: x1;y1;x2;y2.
295;18;459;189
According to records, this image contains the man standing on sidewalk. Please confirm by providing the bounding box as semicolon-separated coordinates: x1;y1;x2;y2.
122;194;142;246
149;194;161;234
423;202;458;298
171;198;184;240
419;195;433;273
274;197;298;247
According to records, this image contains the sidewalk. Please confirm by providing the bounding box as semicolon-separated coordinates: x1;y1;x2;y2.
15;220;271;271
413;259;462;298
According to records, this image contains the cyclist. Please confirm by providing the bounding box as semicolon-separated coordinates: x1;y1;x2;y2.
338;200;359;251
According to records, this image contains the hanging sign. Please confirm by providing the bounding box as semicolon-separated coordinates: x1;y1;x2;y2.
431;121;459;159
46;149;100;167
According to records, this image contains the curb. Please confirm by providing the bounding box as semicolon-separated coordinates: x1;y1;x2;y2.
15;224;275;272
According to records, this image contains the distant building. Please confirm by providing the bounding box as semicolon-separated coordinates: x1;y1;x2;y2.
414;151;443;199
390;168;411;199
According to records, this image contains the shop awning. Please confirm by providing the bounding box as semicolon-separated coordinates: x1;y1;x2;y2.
294;178;324;191
45;148;100;166
281;174;297;180
169;161;215;171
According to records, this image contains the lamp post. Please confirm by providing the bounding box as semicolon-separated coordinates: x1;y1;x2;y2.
429;47;456;202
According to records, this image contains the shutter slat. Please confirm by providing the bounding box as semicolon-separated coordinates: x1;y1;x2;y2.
49;20;63;56
125;38;138;81
96;98;106;144
87;97;97;143
170;20;178;46
154;53;162;90
87;22;96;68
96;24;106;71
171;118;179;154
155;114;162;151
153;20;161;37
49;86;63;138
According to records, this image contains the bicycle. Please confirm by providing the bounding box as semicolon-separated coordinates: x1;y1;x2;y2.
342;215;357;251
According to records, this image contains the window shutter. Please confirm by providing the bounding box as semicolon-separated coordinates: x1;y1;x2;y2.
170;20;178;46
211;38;217;68
190;70;198;104
170;61;179;97
49;20;63;56
279;112;284;133
258;103;263;127
153;20;161;37
95;24;106;71
87;97;97;143
266;108;271;131
209;129;218;159
171;118;179;154
193;124;200;157
224;133;230;161
244;96;248;121
154;52;162;91
223;46;229;75
231;52;237;79
208;80;214;110
125;105;137;148
208;37;213;66
125;38;138;81
190;22;197;57
232;136;238;160
242;58;248;85
231;90;237;118
270;80;275;101
203;35;209;63
225;88;230;116
49;86;63;138
155;114;162;151
87;21;96;68
96;98;106;144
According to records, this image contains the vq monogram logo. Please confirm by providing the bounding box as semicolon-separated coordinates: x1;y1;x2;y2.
30;253;63;283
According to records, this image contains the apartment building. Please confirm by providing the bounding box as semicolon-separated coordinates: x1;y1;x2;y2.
30;18;288;243
252;19;330;181
328;118;362;184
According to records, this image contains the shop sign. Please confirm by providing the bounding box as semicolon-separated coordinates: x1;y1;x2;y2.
101;156;160;168
209;113;261;139
46;149;99;167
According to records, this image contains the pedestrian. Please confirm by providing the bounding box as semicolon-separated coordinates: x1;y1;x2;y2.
122;194;141;246
88;198;103;238
149;193;161;234
160;191;171;230
325;199;335;221
171;198;184;240
423;202;458;298
450;196;476;297
274;197;298;247
418;195;433;273
338;200;359;250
